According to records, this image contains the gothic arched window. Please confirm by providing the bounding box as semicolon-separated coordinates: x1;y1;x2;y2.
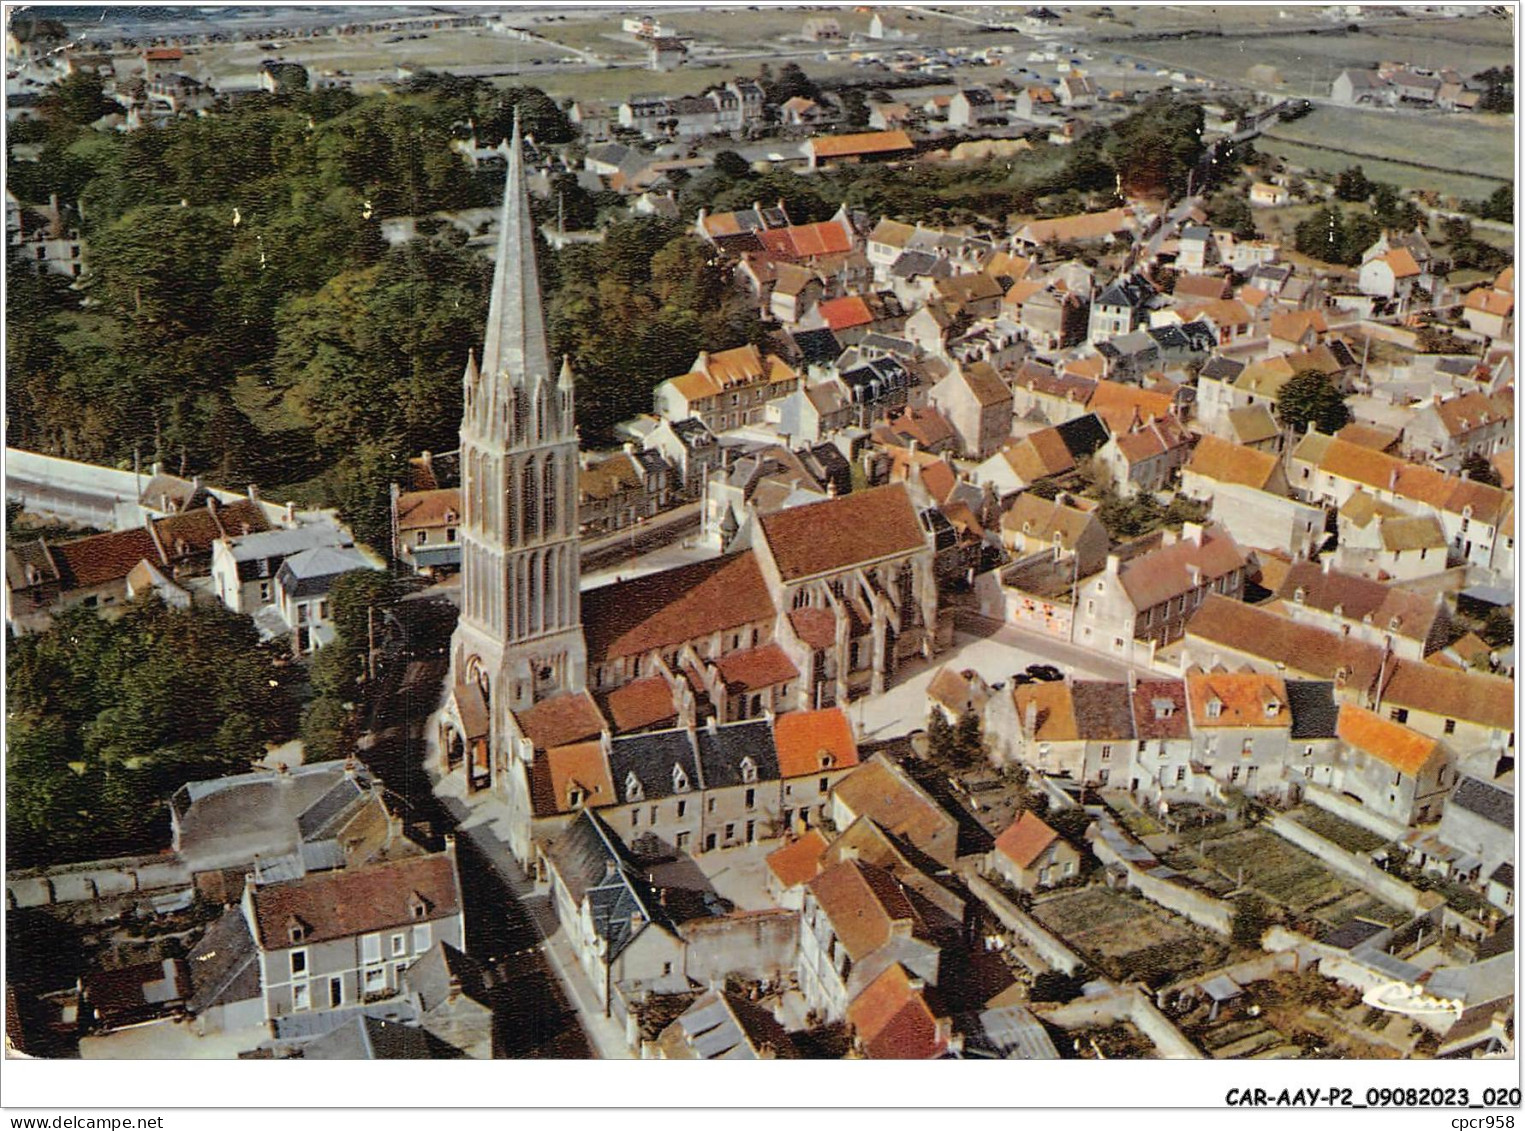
522;455;540;539
543;454;558;535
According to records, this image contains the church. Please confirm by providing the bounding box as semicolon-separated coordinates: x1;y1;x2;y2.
438;121;948;870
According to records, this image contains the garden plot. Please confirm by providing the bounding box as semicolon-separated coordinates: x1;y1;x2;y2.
1193;828;1405;929
1031;886;1226;983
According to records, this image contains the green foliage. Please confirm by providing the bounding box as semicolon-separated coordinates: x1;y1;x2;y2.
1205;192;1257;241
1333;165;1373;203
309;569;401;700
926;708;955;762
1027;478;1061;501
1369;183;1422;232
1095;488;1205;542
764;63;821;105
1460;452;1502;488
1231;893;1271;949
300;695;353;763
1276;370;1350;436
6;600;296;867
1102;94;1204;199
953;709;986;769
1292;206;1379;267
1473;184;1513;223
1029;970;1087;1003
840;88;870;130
1440;216;1513;274
39;72;118;130
1474;66;1513;113
1480;608;1514;650
712;150;753;179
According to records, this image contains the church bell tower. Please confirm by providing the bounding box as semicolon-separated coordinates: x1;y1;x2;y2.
450;114;586;719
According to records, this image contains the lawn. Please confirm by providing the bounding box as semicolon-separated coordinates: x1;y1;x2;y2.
1264;105;1514;184
1032;885;1227;983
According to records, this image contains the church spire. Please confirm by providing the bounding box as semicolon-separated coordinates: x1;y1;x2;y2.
480;111;551;391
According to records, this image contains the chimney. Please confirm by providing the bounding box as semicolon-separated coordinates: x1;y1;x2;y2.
285;501;297;524
1105;552;1121;575
1181;522;1204;547
1023;698;1038;738
247;483;259;504
705;716;718;733
1322;556;1333;575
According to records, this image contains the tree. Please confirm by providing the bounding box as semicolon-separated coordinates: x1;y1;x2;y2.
712;149;753;180
766;62;821;105
1474;65;1514;113
39;72;117;130
1370;182;1421;231
953;709;986;768
300;695;352;763
1231;893;1271;949
926;708;956;763
1029;970;1087;1003
1333;165;1373;202
1292;206;1377;267
1276;370;1350;435
1476;184;1513;223
1205;192;1257;240
840;88;870;130
1480;608;1514;650
1461;452;1502;487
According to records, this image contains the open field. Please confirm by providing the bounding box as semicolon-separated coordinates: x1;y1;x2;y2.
1109;15;1514;94
1265;105;1514;183
1031;886;1226;983
1193;828;1407;930
1255;137;1506;206
185;28;572;81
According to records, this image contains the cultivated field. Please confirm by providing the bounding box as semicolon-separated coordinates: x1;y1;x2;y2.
1192;827;1408;930
1264;104;1514;184
1032;886;1227;983
1255;138;1506;207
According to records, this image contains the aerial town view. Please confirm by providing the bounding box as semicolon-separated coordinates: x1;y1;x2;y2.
2;1;1516;1071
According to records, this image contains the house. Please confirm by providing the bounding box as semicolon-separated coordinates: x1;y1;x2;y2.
830;754;962;868
989;811;1080;891
949;87;1005;129
1332;68;1393;106
1015;207;1140;250
1094;415;1193;498
275;544;385;656
1333;704;1450;827
1184;670;1296;802
212;521;354;617
543;811;687;1015
869;101;912;131
648;37;688;72
1071;524;1249;663
846;962;957;1059
798;857;941;1022
391;487;461;575
1248;182;1290;208
1180;436;1324;559
1058;74;1098;108
999;494;1109;576
1396;386;1513;479
578;447;674;537
780;96;825;127
1273;559;1454;660
927;361;1013;460
404;941;496;1059
1088;274;1156;343
803;15;844;40
986;678;1133;786
647;988;797;1059
1014;84;1059;120
802;130;915;171
643;416;721;499
1358;248;1422;302
8;191;87;280
652;345;799;434
1461;285;1514;341
1434;775;1513;881
242;846;465;1022
81;960;190;1033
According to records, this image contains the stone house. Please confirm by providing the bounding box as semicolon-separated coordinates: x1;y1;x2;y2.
927;360;1014;460
241;846;466;1023
999;493;1109;576
1184;671;1296;802
1330;704;1451;827
390;487;461;576
988;811;1080;891
1401;390;1513;472
1179;436;1325;559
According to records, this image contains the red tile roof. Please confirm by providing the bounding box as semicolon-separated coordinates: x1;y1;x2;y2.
602;676;679;734
714;642;798;691
788;606;838;651
816;294;875;331
1185;671;1289;728
1117;526;1247;612
248;852;462;949
1185;435;1280;491
847;963;948;1060
530;740;615;816
806;130;914;160
766;829;830;888
773;707;859;779
1186;594;1386;689
50;527;163;589
994;810;1060;870
395;488;461;531
581;551;776;663
807;859;916;961
758;483;927;582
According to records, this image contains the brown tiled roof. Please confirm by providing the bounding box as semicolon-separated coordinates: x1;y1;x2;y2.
49;527;163;589
1335;421;1402;452
1379;514;1446;552
773;707;859;779
847;963;947;1060
530;740;615;817
248;852;461;949
1020;206;1136;245
1132;678;1190;740
1114;416;1190;464
831;756;957;865
1185;595;1385;689
714;642;798;691
758;483;926;582
995;810;1060;870
957;360;1012;408
889;406;956;449
1379;247;1421;279
1380;660;1514;731
1186;435;1279;491
512;691;606;752
760;220;854;260
816;294;874;331
1087;379;1174;434
579;453;642;501
1004;429;1075;482
1173;273;1231;301
395;488;460;530
582;551;776;663
806;858;915;961
1117;527;1247;611
1069;681;1136;740
806;129;914;160
1277;561;1441;643
153;500;270;560
1001;494;1099;550
1012;681;1078;742
1185;671;1289;728
766;829;830;888
1432;390;1510;438
788;606;838;651
1268;309;1328;342
602;676;679;734
1337;703;1438;776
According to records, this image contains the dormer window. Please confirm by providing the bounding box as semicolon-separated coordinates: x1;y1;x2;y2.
672;764;690;793
1153;699;1174;720
1264;700;1280;718
1332;603;1343;618
568;786;586;809
740;756;758;785
819;752;834;770
1205;698;1223;720
287;916;308;944
409;892;432;920
1292;587;1305;604
625;771;644;803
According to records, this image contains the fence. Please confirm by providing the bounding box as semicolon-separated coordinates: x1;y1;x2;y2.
7;854;191;909
965;872;1085;976
1038;985;1202;1059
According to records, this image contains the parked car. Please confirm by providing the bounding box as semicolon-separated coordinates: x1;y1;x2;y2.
1026;664;1063;682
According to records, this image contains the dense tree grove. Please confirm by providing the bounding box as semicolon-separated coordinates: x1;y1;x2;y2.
6;600;298;867
1292;206;1381;267
1277;370;1351;436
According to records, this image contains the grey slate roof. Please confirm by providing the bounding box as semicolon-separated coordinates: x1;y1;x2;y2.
790;327;843;367
185;908;260;1016
671;417;717;451
1490;862;1513;890
695;719;779;788
275;545;376;599
546;811;677;961
1055;412;1110;461
1180;225;1212;242
1451;776;1514;832
1094;273;1154;309
1286;680;1340;738
963;1005;1060;1059
405;941;491;1013
608;727;701;803
303;1015;437;1060
1070;681;1135;741
1200;356;1245;383
841;357;912;403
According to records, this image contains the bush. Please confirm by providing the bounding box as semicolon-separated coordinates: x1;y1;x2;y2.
1030;970;1088;1003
